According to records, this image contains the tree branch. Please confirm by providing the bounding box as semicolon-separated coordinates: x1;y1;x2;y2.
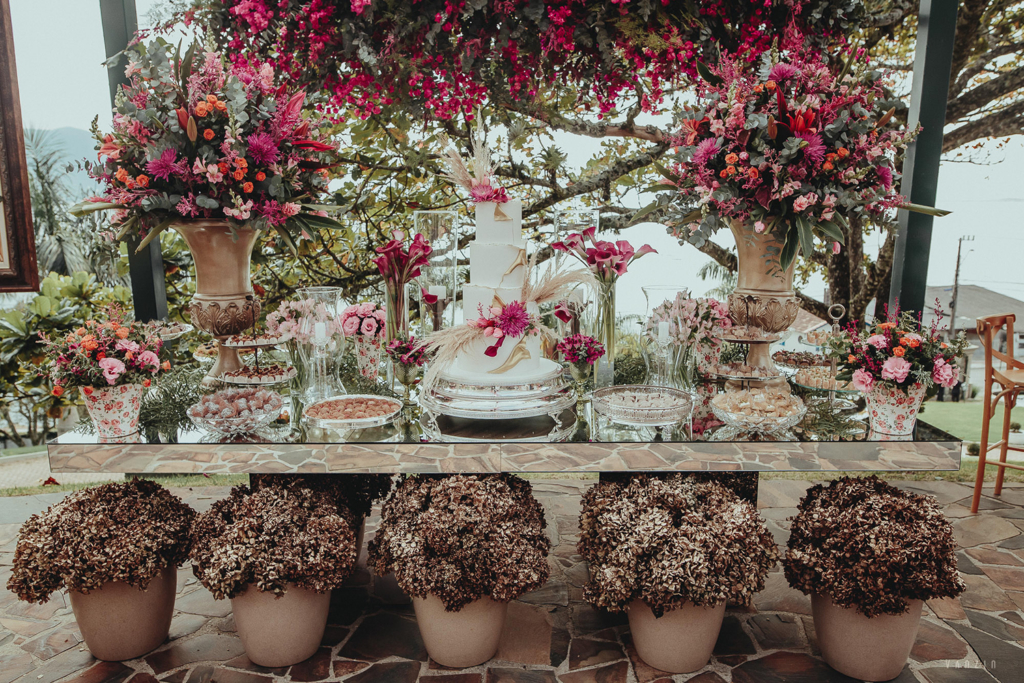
943;99;1024;152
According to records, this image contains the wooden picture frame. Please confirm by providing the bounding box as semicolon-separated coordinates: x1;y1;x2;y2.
0;0;37;292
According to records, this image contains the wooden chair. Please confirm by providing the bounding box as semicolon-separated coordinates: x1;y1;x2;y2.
971;314;1024;513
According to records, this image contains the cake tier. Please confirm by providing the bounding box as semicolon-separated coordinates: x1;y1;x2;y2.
474;199;524;246
470;243;527;290
452;331;543;376
462;285;523;322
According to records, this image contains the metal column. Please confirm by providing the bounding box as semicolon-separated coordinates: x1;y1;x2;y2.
99;0;168;322
888;0;960;317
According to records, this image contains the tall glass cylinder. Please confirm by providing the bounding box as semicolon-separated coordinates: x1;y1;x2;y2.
552;209;600;266
296;287;346;400
385;286;410;343
413;210;461;335
592;280;616;388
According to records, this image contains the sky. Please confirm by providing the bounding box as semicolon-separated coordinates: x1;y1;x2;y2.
8;0;1024;317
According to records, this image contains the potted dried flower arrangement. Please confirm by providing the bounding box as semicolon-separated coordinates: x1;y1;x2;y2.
189;484;359;667
249;473;393;554
367;474;551;668
578;475;778;673
784;476;964;681
7;479;194;661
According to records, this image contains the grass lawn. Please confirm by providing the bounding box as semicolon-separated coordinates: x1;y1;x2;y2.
0;445;47;458
919;399;1024;444
0;473;249;498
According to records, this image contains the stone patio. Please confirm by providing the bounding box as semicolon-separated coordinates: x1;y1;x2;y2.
1;476;1023;683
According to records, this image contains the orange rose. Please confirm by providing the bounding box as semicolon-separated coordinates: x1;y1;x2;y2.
233;169;245;181
753;85;763;93
215;101;227;113
893;346;905;357
116;327;130;339
203;128;215;141
837;147;850;158
52;386;64;397
161;360;171;371
115;168;129;183
136;174;149;187
206;94;218;104
83;386;94;396
255;171;266;181
218;163;229;174
765;80;777;90
822;162;833;171
726;165;736;175
242;182;254;193
195;102;209;117
719;169;729;178
848;355;857;364
234;157;247;168
143;379;152;388
76;327;87;335
83;339;99;351
747;167;759;179
725;153;739;164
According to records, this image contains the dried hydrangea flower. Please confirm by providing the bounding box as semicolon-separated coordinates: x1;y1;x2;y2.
578;474;778;618
7;478;194;604
783;475;964;618
367;474;551;612
189;484;358;600
249;473;393;520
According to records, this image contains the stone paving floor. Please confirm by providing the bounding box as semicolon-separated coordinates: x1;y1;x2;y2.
1;477;1023;683
0;451;123;489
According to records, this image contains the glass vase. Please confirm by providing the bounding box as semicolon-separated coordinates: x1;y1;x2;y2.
569;362;592;442
592;280;616;388
384;286;410;343
413;210;460;334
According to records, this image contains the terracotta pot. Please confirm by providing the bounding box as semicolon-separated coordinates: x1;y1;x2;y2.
626;599;726;673
865;381;927;440
68;565;176;661
728;221;800;333
231;583;330;668
82;383;144;441
172;221;261;385
812;594;923;681
412;594;508;668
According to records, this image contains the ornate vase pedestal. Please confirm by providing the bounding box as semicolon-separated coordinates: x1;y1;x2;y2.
173;221;261;386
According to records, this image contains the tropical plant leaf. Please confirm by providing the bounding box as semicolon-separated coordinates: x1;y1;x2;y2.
899;203;952;217
134;216;177;253
696;61;723;86
796;216;814;262
817;220;845;245
68;201;123;217
780;226;799;271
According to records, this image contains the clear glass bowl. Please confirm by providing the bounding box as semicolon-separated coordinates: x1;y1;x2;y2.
188;391;284;435
711;394;807;434
591;385;693;427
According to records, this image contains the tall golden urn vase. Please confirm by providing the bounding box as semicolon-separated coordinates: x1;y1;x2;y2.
172;220;261;385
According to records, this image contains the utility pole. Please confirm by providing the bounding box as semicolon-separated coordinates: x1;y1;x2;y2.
948;235;974;338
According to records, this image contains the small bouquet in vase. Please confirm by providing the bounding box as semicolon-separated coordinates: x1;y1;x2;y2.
385;335;430;402
341;303;387;381
645;293;731;386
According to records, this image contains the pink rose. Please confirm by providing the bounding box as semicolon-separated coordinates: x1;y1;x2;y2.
358;302;376;316
342;305;360;319
881;356;911;384
137;350;160;370
851;369;875;393
360;317;378;337
373;309;386;322
99;357;126;385
933;357;958;389
866;334;888;349
342;316;361;336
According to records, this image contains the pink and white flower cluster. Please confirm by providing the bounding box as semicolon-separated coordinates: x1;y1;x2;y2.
266;299;342;343
340;302;387;340
835;305;968;395
645;292;731;351
468;299;537;358
556;334;605;367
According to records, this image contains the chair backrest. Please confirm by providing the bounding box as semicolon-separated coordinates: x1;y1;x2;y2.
977;314;1017;376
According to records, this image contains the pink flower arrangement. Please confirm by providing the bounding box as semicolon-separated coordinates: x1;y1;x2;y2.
71;41;342;250
668;39;934;270
340;302;387;340
834;305;968;394
468;299;537;358
551;227;656;283
266;299;342;343
556;334;605;367
42;307;167;392
385;336;430;367
645;292;731;350
373;231;433;340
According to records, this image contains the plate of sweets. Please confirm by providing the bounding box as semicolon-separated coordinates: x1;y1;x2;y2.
711;387;806;433
222;332;292;349
221;364;297;385
772;350;829;370
152;320;193;341
303;394;404;430
188;387;284;435
717;325;782;344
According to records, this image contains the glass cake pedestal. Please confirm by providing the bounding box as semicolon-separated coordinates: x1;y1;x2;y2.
419;361;577;442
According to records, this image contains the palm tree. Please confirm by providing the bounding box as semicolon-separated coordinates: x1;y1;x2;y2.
697;259;737;300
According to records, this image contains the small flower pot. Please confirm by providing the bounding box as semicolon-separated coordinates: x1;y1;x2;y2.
412;594;508;668
82;383;144;441
231;583;331;668
627;599;726;673
812;594;923;681
68;565;176;661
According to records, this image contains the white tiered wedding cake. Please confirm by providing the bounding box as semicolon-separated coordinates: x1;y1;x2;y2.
445;199;546;382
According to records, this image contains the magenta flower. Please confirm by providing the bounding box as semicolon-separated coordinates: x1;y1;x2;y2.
246;132;280;166
932;357;958;389
146;148;187;181
881;356;911;384
551;228;656;282
496;300;530;338
692;138;720;165
851;369;875;393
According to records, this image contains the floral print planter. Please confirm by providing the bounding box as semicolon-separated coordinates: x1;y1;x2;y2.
83;383;143;441
354;336;383;382
865;381;926;440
